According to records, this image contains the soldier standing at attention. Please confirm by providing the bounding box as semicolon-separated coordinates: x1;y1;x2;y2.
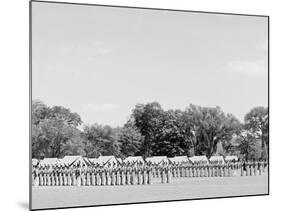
122;165;126;185
43;166;47;186
166;165;171;183
55;165;60;186
54;165;58;186
64;166;68;186
64;166;68;185
32;166;35;186
59;165;63;185
85;166;89;186
76;164;81;186
171;165;175;178
250;160;254;176
48;166;52;186
34;166;39;187
120;165;125;185
160;166;165;184
176;164;180;178
40;166;44;186
213;163;217;177
131;166;136;185
96;167;101;186
147;165;152;184
39;166;43;186
40;166;45;186
82;165;87;186
61;166;65;186
101;167;106;186
258;161;262;176
245;161;250;176
192;164;196;177
126;166;131;185
62;165;66;185
111;165;116;186
90;166;95;186
193;164;197;177
71;166;76;186
58;166;63;186
51;166;56;186
49;166;53;186
241;161;246;176
227;162;231;177
106;165;111;186
143;165;148;185
65;165;69;185
185;163;189;177
116;166;120;185
65;166;71;186
52;165;56;186
254;161;258;176
202;163;206;177
137;166;142;185
64;165;68;185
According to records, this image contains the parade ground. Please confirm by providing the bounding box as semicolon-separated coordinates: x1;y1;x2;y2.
32;174;268;210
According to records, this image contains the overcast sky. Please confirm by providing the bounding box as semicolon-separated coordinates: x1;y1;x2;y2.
32;2;268;127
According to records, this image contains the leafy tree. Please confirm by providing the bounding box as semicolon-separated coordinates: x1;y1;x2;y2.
185;105;241;158
39;119;84;157
32;100;84;159
152;110;192;157
118;121;144;157
244;106;269;159
131;102;164;158
32;99;266;160
32;99;49;125
83;124;121;157
236;131;262;161
47;106;82;127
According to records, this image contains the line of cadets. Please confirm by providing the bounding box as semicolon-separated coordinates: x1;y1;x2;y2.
166;160;268;178
33;163;153;187
32;160;268;187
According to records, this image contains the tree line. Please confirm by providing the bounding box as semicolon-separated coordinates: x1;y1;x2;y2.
32;100;268;161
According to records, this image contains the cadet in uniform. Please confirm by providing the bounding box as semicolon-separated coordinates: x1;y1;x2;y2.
111;167;116;185
121;165;126;185
96;167;101;186
34;166;39;186
76;165;81;186
116;166;120;185
147;165;152;184
101;167;106;186
126;166;131;185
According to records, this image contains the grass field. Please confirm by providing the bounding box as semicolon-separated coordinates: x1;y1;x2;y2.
32;174;268;210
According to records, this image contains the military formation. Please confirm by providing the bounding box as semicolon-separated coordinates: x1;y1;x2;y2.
167;161;268;178
32;162;154;187
32;156;268;187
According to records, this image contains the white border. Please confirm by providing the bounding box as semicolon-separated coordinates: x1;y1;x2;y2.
0;0;279;211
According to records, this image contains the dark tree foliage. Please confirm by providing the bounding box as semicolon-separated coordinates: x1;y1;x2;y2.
32;100;49;125
32;100;84;159
31;100;268;161
118;121;144;157
131;102;164;158
83;124;121;158
185;105;241;158
152;110;193;157
244;106;269;159
236;132;262;161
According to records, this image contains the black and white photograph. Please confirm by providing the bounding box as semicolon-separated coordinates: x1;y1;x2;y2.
30;1;269;210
